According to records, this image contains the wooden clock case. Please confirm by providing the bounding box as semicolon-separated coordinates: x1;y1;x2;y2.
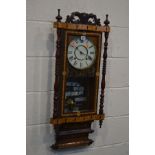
50;10;110;149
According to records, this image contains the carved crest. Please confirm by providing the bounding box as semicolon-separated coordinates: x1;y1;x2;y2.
66;12;101;26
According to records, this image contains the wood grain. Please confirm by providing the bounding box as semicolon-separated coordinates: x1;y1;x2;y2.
50;114;104;125
53;22;110;32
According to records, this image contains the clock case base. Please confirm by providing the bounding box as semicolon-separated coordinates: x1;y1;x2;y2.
51;121;94;149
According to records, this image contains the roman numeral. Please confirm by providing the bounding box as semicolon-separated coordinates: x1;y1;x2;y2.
80;62;82;68
74;61;77;65
71;44;75;48
90;51;95;54
89;45;93;48
88;55;92;61
81;36;86;41
68;51;72;54
71;41;77;48
69;56;73;61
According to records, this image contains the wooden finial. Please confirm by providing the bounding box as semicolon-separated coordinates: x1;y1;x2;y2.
104;14;110;26
56;9;62;22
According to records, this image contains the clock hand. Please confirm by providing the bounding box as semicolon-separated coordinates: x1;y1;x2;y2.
77;47;86;55
80;51;85;55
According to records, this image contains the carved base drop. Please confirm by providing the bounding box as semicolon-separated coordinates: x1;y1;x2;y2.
51;121;94;149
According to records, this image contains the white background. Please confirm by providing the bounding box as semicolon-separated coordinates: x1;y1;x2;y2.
0;0;154;155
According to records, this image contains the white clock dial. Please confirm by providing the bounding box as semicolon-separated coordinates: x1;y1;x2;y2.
67;36;96;70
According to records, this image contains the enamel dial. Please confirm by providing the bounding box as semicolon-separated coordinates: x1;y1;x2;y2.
67;36;96;70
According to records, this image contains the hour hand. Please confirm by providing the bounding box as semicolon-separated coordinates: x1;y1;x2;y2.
77;48;85;55
79;51;85;55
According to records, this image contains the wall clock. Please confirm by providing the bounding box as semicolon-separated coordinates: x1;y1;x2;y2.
50;9;110;149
